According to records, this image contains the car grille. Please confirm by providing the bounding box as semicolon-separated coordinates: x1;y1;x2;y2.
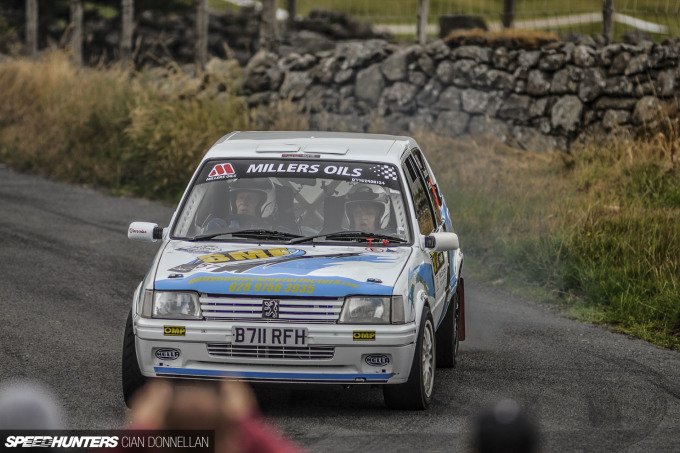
206;343;335;360
200;295;342;323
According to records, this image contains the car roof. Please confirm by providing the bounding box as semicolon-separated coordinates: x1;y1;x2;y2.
203;131;416;165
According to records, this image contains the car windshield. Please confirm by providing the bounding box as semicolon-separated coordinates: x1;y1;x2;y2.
172;158;412;244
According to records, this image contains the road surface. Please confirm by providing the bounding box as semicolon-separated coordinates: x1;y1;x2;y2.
1;164;678;452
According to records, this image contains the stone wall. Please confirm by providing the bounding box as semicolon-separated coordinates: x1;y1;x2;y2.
243;37;680;151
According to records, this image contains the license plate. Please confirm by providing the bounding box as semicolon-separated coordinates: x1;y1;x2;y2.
232;326;308;346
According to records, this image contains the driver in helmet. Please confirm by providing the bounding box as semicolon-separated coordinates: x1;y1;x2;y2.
345;184;391;233
200;179;275;233
228;179;275;229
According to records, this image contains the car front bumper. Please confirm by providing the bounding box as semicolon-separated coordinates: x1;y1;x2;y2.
134;317;417;384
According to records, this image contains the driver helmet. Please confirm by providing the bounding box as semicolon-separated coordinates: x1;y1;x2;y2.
229;178;275;218
344;184;391;230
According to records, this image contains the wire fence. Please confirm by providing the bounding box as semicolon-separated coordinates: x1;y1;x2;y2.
292;0;680;39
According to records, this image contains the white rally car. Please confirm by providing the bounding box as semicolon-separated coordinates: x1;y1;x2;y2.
123;131;465;410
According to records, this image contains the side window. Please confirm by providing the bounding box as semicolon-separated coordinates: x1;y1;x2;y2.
403;157;436;235
411;149;443;226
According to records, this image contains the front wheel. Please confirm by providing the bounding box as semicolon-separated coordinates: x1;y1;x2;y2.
383;305;436;410
122;310;146;408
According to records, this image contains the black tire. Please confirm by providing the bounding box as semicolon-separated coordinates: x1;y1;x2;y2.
383;305;436;410
122;310;146;408
436;283;460;368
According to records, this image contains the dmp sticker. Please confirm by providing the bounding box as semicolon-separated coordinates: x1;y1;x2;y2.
199;248;295;263
353;331;376;341
155;348;181;360
365;354;390;367
164;326;186;336
170;247;305;273
207;163;236;181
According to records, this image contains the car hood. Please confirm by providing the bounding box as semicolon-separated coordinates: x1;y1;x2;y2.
153;241;412;297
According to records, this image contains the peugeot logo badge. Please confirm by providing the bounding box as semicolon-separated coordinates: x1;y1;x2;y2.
262;299;280;319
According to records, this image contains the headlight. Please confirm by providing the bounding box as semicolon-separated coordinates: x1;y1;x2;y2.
142;291;202;319
338;296;405;324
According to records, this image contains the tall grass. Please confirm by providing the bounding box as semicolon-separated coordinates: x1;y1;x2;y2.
409;132;680;350
0;51;306;201
0;51;678;350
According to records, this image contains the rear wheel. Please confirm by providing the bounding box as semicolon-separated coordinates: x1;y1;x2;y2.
436;283;460;368
122;310;146;408
383;305;435;410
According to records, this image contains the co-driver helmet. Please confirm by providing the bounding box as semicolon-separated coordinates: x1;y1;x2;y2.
344;184;391;230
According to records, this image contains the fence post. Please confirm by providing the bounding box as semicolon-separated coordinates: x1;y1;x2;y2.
602;0;613;44
502;0;515;28
286;0;297;25
260;0;278;51
70;0;83;66
416;0;429;45
26;0;38;57
121;0;134;67
196;0;208;71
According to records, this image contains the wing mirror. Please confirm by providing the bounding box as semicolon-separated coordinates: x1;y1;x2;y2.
425;232;459;251
128;222;164;243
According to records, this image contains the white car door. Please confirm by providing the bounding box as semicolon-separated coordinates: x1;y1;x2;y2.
402;152;449;324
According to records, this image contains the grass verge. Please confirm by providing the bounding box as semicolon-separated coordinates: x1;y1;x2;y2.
410;132;680;351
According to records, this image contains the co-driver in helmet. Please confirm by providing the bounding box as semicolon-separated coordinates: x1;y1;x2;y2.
344;184;391;233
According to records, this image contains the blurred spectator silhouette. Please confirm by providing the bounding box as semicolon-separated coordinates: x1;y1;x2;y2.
0;379;65;430
127;379;305;453
473;399;539;453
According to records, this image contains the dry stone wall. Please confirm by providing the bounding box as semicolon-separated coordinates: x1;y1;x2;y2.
243;38;680;151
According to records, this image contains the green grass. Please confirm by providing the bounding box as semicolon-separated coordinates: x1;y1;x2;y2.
0;51;678;351
411;133;680;351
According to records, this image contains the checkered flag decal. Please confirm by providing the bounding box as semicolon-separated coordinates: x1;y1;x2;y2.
370;165;398;181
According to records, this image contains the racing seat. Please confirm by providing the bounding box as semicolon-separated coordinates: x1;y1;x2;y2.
320;196;345;234
273;185;299;233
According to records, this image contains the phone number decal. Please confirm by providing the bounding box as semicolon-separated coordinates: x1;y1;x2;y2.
224;282;315;294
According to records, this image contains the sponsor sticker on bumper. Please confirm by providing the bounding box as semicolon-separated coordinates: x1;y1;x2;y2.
353;331;376;341
164;326;186;336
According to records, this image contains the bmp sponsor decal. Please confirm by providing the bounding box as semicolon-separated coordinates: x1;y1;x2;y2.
154;348;181;360
365;354;390;367
170;247;307;274
206;163;236;181
199;247;293;263
353;331;376;341
164;326;186;336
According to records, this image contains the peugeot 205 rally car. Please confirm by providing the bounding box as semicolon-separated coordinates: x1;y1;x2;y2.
123;131;464;410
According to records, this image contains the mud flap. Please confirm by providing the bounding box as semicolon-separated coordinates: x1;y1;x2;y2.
459;277;466;341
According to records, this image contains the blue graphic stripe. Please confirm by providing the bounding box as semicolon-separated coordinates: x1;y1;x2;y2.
154;367;390;381
156;272;394;296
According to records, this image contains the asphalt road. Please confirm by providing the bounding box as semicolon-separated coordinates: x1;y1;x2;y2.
1;164;679;452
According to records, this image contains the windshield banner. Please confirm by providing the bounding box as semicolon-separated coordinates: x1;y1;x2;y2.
198;160;401;189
